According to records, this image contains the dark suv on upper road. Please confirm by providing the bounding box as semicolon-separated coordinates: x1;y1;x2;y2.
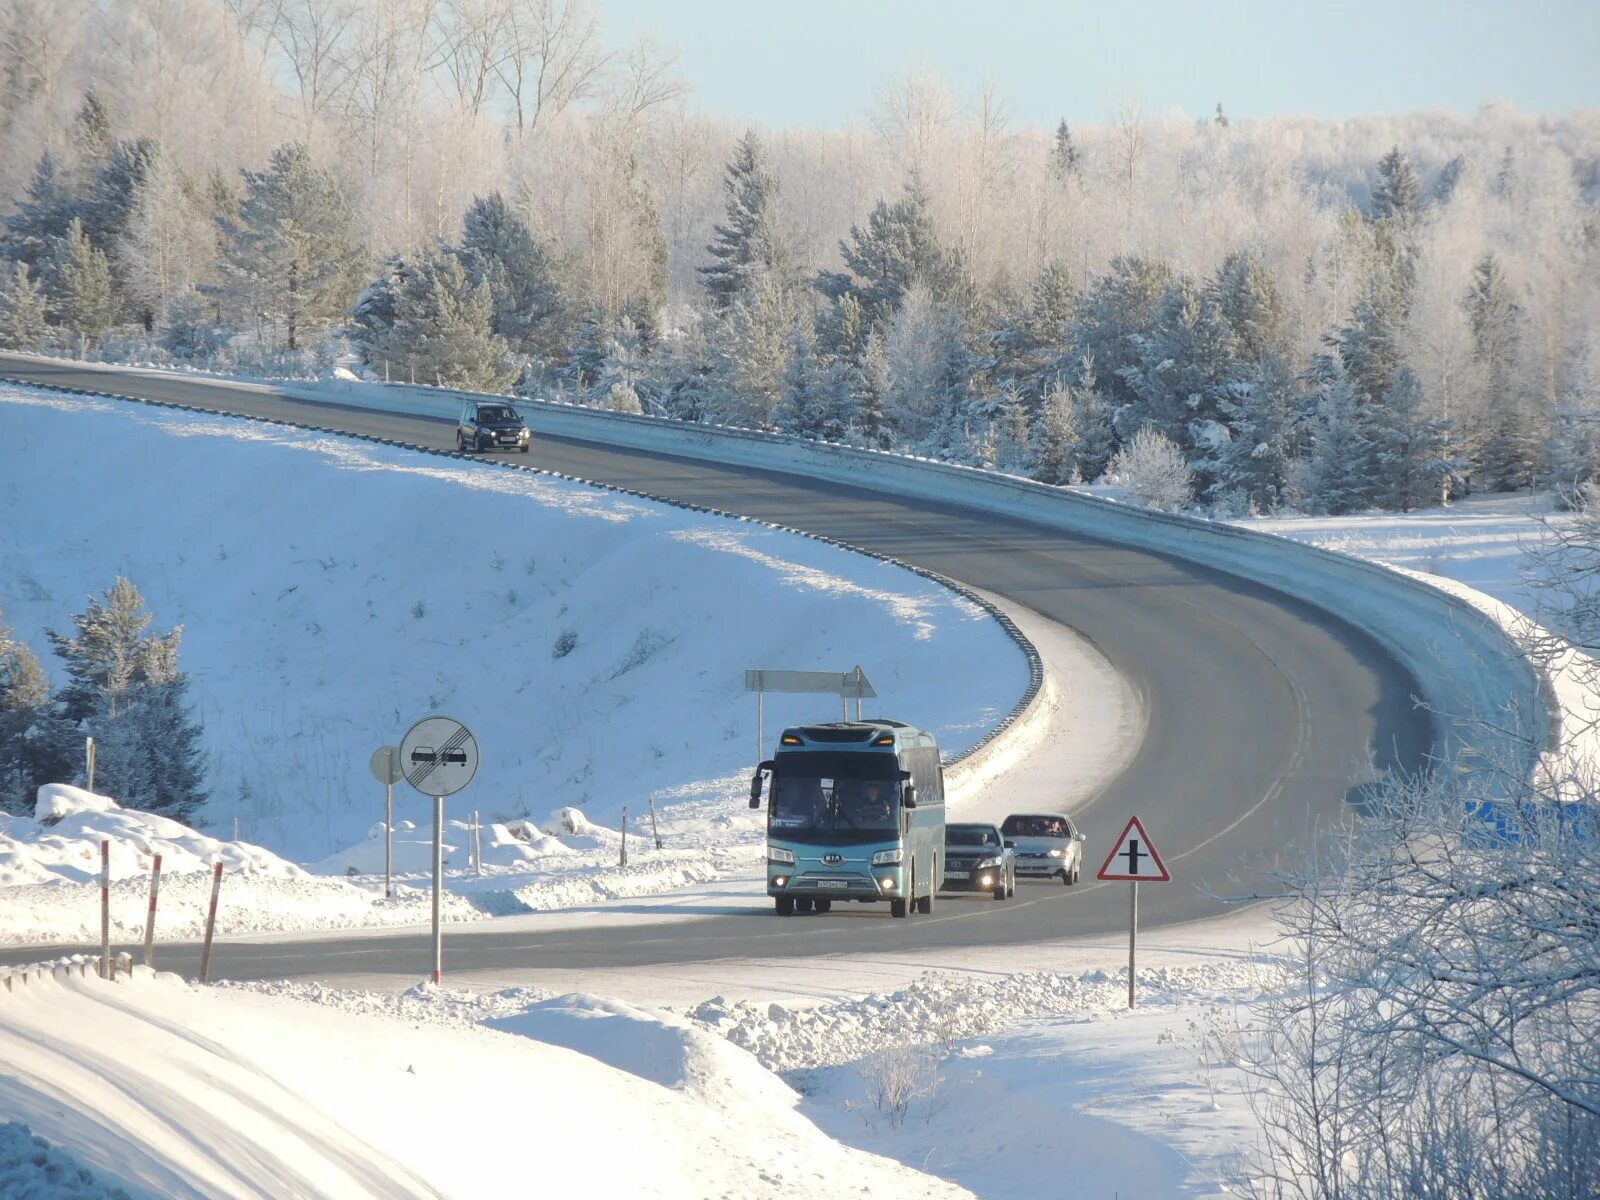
457;401;531;453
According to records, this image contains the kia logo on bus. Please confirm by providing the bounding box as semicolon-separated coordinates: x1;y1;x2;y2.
822;853;843;865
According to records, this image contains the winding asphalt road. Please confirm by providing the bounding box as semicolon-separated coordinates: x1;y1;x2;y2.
0;356;1433;982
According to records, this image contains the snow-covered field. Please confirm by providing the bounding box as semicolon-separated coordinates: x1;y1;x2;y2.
0;958;1273;1199
0;385;1024;871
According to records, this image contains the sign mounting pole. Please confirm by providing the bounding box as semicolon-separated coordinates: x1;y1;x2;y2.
398;717;480;988
370;746;403;901
431;794;443;984
1095;815;1171;1010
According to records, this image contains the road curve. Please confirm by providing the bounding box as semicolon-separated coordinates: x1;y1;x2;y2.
0;356;1433;981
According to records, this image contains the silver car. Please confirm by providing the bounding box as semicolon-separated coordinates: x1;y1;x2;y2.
1001;812;1086;885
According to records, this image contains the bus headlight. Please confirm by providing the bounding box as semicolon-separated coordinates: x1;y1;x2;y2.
768;846;795;864
871;848;903;866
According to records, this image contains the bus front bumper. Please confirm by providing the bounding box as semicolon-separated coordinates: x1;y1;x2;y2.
768;867;901;901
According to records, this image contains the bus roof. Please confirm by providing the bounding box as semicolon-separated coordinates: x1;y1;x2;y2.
775;720;937;753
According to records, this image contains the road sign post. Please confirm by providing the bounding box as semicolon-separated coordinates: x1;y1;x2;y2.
744;667;878;762
1096;816;1172;1009
399;717;479;986
370;746;403;900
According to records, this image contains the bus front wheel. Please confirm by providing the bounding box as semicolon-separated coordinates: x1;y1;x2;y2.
890;898;908;918
775;897;795;916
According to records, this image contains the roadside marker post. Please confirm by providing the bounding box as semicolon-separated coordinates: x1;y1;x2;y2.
198;862;224;984
86;736;96;794
649;796;662;850
620;806;628;867
143;853;163;969
1096;816;1172;1009
99;840;110;979
398;717;479;987
370;746;404;900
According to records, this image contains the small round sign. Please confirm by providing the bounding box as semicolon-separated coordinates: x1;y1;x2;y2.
398;716;479;797
369;745;403;785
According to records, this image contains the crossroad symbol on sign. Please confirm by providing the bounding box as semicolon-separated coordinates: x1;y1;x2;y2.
1096;816;1171;882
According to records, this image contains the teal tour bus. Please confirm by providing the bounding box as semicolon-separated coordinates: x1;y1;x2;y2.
749;719;945;918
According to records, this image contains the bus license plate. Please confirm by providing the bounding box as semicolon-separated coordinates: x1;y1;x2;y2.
817;880;848;889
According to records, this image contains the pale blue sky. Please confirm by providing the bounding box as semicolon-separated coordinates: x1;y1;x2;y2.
604;0;1599;128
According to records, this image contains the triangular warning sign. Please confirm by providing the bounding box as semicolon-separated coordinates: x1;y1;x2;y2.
1096;816;1171;882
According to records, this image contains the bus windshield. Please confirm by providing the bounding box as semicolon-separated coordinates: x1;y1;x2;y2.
771;752;900;842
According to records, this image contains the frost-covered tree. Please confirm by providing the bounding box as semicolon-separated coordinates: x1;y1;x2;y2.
47;579;205;819
118;151;217;327
214;142;365;350
1365;366;1455;510
1368;145;1423;229
700;130;787;311
1115;275;1239;463
714;267;796;428
1107;426;1192;511
0;262;48;350
1209;249;1283;365
43;218;115;348
368;251;514;391
776;322;856;442
457;193;565;359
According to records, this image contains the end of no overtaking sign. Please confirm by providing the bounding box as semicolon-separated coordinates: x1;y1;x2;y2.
398;716;479;797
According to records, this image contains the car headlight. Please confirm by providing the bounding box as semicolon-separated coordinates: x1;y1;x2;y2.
871;848;903;866
1047;848;1064;858
767;846;795;864
976;856;1003;869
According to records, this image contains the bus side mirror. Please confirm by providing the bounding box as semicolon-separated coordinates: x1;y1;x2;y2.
749;760;774;809
901;784;916;809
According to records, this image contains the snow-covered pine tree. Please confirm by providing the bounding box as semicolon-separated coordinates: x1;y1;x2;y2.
822;174;968;329
43;218;115;349
457;193;565;360
1048;119;1082;182
77;137;159;318
1070;256;1173;415
1;152;78;270
855;330;891;447
1296;355;1375;514
1029;379;1078;484
1368;146;1423;229
0;610;70;815
714;267;795;428
1107;426;1193;511
776;322;857;442
700;130;788;312
1463;251;1537;490
370;252;514;391
1209;249;1283;365
1208;352;1301;513
1364;367;1455;510
0;262;48;351
47;579;206;819
214;143;365;350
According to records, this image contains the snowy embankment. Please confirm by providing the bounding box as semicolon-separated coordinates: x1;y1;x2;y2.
0;968;974;1199
0;386;1027;934
1241;494;1600;772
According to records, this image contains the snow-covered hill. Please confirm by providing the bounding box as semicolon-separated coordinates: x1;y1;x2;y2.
0;386;1025;862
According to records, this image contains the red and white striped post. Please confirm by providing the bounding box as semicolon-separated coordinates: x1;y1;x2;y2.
143;854;163;969
198;862;223;984
99;840;111;979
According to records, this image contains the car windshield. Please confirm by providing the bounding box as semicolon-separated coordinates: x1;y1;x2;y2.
479;406;519;422
946;825;1000;847
1001;815;1069;839
770;752;900;843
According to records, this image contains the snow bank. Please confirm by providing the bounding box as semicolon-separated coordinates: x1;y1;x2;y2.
687;961;1277;1072
0;786;305;888
0;967;973;1198
0;789;483;943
